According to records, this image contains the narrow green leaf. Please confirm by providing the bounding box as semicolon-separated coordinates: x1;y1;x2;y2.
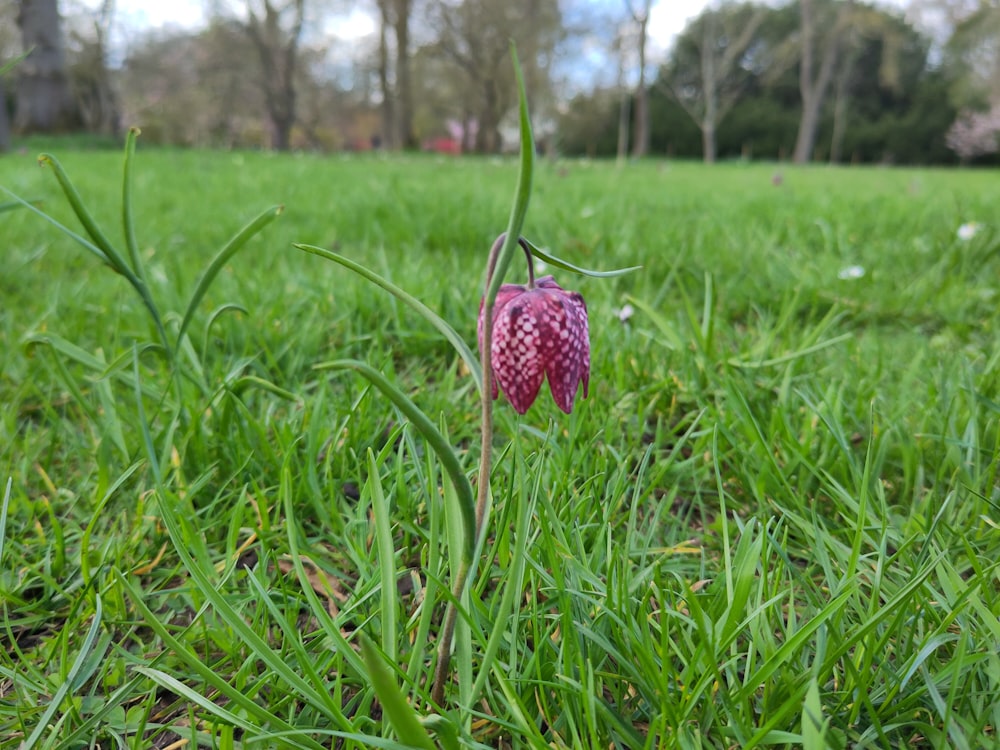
358;632;438;750
227;375;301;402
739;584;856;705
155;491;340;715
38;153;132;277
801;678;827;750
281;471;367;679
485;42;534;307
718;519;762;642
23;597;107;748
0;477;11;570
80;462;144;587
420;715;461;750
21;156;170;353
117;573;327;750
0;186;111;266
368;449;398;662
314;359;475;563
122;127;145;283
294;242;482;392
202;302;248;355
176;205;283;348
135;668;256;734
132;348;161;483
0;199;40;214
727;333;853;368
521;238;641;278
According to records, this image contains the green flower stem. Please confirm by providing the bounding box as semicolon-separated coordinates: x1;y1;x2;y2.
430;557;471;707
431;41;535;707
484;44;535;311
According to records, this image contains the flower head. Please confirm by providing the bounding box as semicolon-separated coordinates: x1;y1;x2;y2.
479;275;590;414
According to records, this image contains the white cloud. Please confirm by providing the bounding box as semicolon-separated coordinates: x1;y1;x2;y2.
116;0;204;31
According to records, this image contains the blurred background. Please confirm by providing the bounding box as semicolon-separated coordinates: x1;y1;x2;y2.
2;0;998;164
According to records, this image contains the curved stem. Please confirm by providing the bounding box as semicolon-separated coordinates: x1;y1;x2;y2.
430;559;470;706
521;237;536;289
430;232;534;706
433;43;535;706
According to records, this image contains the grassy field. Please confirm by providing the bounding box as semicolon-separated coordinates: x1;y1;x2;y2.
1;143;999;749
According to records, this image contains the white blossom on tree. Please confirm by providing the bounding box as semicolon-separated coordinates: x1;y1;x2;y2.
946;105;1000;161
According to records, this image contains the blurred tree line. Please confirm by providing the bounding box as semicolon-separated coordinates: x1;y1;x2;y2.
1;0;998;164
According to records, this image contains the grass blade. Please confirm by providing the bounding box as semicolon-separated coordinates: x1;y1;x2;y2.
314;358;475;563
176;204;283;348
294;242;482;392
368;449;398;661
22;597;107;748
280;468;367;679
156;492;342;714
358;632;438;750
117;573;327;750
0;478;11;574
38;153;132;277
122;127;145;283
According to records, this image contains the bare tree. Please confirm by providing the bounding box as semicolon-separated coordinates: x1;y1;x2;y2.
431;0;561;153
393;0;416;148
613;24;629;162
375;0;416;149
242;0;305;150
15;0;79;132
0;76;9;150
376;0;394;147
665;3;767;163
827;5;909;163
625;0;651;157
793;0;853;163
69;0;119;135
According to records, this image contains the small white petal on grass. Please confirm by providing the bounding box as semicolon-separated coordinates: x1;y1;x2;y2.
617;304;635;323
838;265;865;280
957;222;981;241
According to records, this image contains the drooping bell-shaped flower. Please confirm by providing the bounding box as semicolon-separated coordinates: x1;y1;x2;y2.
479;275;590;414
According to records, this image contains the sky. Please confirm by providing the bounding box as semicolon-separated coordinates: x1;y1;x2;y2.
115;1;716;56
113;0;915;78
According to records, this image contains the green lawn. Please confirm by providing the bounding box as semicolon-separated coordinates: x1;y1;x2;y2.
2;144;999;749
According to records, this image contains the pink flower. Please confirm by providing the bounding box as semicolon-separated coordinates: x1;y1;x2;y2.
478;276;590;414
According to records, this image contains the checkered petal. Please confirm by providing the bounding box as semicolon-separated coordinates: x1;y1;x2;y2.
478;283;525;399
490;295;546;414
480;275;590;414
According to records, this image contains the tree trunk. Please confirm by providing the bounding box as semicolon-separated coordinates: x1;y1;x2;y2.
476;78;501;153
271;111;293;150
701;17;717;163
793;0;849;163
701;121;717;163
0;76;10;151
631;9;649;157
245;0;303;151
73;3;120;137
393;0;416;149
377;2;394;149
615;26;629;164
15;0;79;133
829;56;852;163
